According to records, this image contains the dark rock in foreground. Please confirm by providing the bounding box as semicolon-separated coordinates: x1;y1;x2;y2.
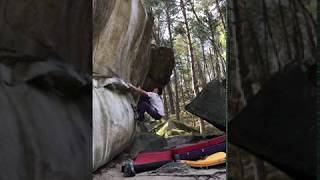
229;63;316;179
185;80;226;131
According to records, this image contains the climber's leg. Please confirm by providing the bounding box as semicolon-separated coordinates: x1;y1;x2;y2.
137;100;148;121
145;105;162;120
137;99;161;121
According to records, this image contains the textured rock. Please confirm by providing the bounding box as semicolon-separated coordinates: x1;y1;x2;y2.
93;79;135;171
227;0;316;178
143;46;175;91
92;0;155;171
185;80;226;131
0;1;92;180
0;59;91;180
0;0;92;73
93;0;153;86
229;63;316;179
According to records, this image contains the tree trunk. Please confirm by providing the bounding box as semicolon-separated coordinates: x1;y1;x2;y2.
173;68;181;121
278;0;292;62
166;83;175;114
220;58;226;79
165;1;181;121
214;0;226;30
201;41;212;82
180;0;198;95
262;0;280;70
216;56;221;80
162;88;169;120
181;58;190;106
185;55;194;98
196;55;207;88
233;0;250;85
209;47;216;78
180;0;205;134
252;156;266;180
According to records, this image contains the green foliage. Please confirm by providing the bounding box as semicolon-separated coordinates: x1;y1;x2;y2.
172;120;199;133
156;121;169;136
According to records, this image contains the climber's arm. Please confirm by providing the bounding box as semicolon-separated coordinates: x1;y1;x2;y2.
128;84;149;97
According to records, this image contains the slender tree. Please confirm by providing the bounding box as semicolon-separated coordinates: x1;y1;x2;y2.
180;0;205;134
164;0;181;121
166;83;175;114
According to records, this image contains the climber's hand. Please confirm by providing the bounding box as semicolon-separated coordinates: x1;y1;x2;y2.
128;83;134;89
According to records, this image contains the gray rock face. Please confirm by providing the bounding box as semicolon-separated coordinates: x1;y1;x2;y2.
93;79;135;171
93;0;153;87
92;0;157;171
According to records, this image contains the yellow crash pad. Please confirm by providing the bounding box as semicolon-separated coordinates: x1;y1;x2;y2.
182;152;226;168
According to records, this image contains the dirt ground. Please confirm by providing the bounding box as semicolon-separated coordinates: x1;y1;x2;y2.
93;160;226;180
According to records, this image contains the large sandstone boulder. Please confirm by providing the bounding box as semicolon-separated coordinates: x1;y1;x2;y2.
92;79;135;170
93;0;153;86
92;0;155;171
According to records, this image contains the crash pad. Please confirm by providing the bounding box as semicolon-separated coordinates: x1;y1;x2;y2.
174;142;226;161
122;150;173;176
182;152;226;168
134;150;173;166
172;134;226;155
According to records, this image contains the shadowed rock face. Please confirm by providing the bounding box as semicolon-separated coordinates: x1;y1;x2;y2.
227;0;316;178
229;63;316;179
0;1;92;180
143;47;175;91
0;0;92;73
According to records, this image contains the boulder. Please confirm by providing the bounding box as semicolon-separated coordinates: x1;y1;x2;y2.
0;59;91;180
185;80;226;131
93;0;153;86
92;0;155;171
92;79;135;170
0;0;91;73
229;63;316;179
143;47;175;91
0;1;92;179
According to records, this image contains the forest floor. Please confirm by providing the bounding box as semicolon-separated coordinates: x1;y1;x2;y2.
93;142;226;180
93;161;226;180
93;116;226;180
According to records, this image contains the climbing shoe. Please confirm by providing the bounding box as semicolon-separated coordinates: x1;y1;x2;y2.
131;105;140;120
122;160;136;177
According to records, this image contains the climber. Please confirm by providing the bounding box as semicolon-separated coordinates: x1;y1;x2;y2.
128;84;164;121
